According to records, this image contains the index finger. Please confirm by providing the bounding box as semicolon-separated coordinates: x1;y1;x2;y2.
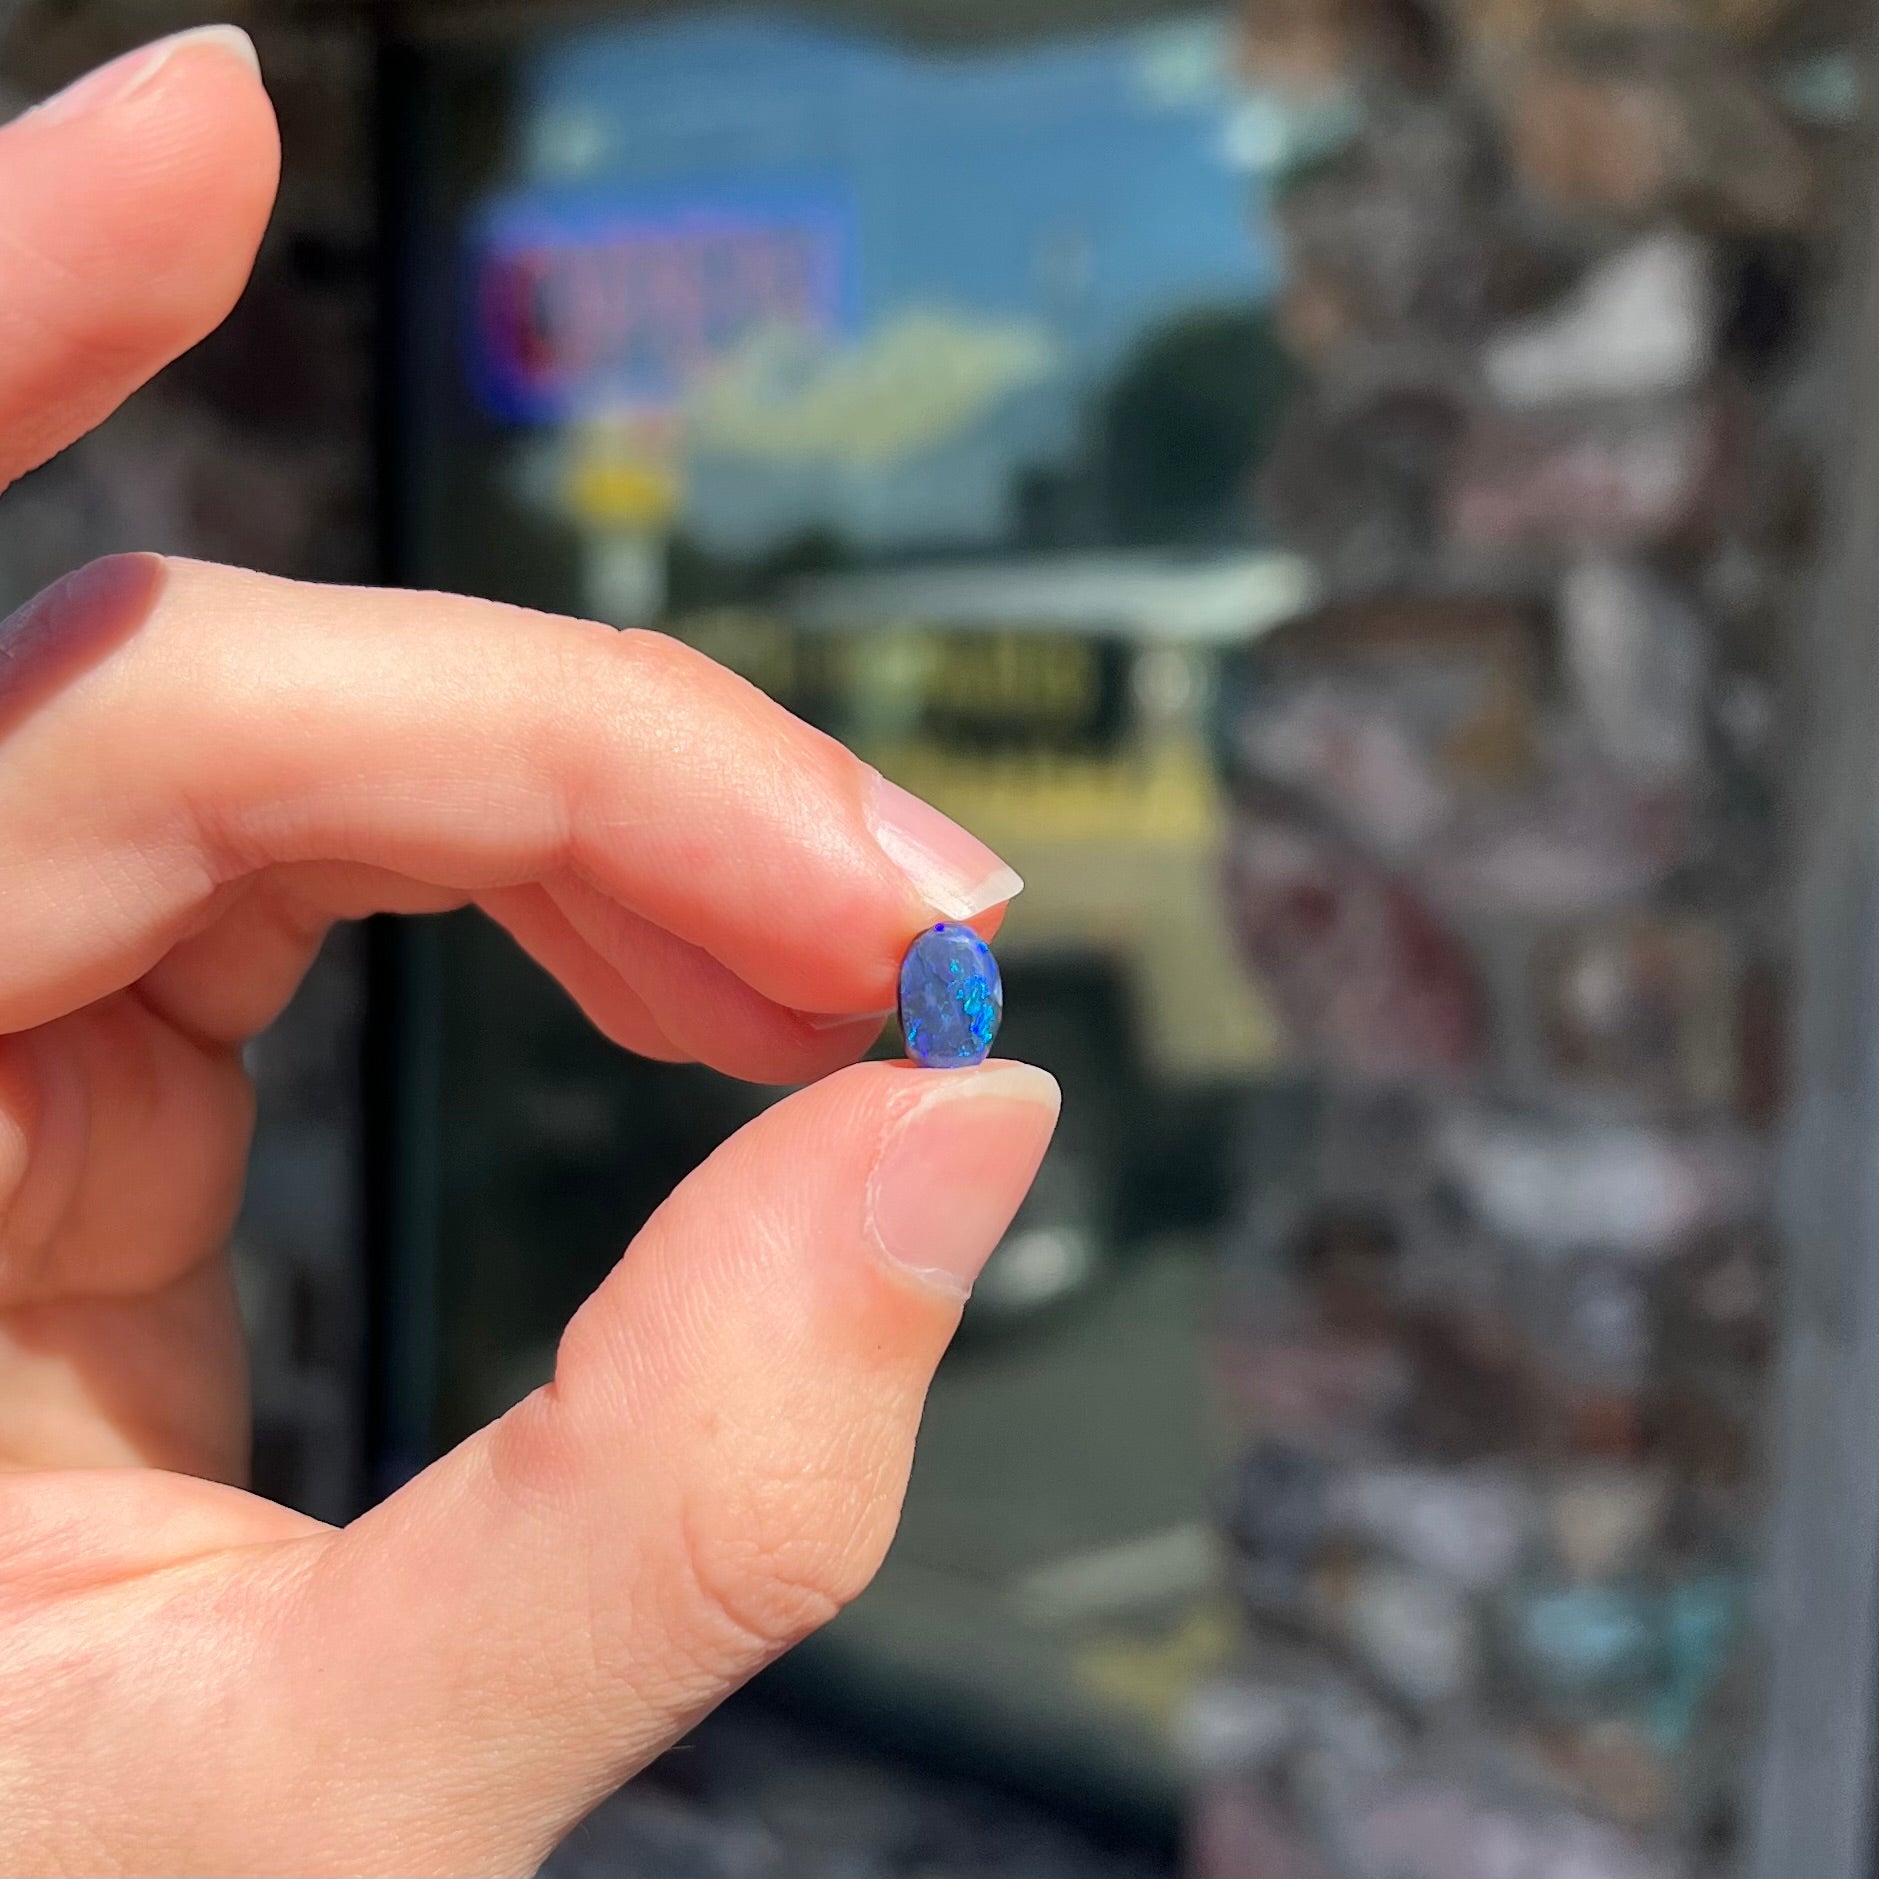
0;555;1021;1031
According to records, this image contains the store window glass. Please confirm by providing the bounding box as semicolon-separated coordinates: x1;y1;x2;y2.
387;0;1873;1870
390;2;1304;1830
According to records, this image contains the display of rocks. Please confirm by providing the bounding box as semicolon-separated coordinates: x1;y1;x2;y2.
1199;0;1862;1868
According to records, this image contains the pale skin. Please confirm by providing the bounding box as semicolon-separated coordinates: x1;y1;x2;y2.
0;27;1061;1877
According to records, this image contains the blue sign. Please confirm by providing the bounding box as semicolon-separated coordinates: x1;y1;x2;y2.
470;188;857;424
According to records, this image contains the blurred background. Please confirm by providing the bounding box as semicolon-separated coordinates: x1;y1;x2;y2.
1;0;1877;1872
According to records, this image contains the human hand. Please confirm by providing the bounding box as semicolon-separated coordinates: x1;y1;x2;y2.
0;30;1056;1875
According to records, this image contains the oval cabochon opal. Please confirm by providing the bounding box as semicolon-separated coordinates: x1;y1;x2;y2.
897;923;1003;1069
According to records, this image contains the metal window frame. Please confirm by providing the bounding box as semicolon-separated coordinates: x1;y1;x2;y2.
1751;80;1879;1879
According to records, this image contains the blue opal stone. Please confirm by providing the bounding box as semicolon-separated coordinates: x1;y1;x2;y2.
898;923;1003;1069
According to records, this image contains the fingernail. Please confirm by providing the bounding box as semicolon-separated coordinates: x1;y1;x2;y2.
867;1064;1061;1298
29;24;260;127
865;772;1023;923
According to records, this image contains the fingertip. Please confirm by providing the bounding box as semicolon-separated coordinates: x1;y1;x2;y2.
865;1060;1061;1299
26;25;263;129
18;24;282;276
0;26;281;482
97;30;282;324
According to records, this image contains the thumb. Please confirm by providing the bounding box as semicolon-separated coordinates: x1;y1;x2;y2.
269;1058;1059;1876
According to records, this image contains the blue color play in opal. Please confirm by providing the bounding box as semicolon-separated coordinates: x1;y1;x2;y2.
898;923;1003;1069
